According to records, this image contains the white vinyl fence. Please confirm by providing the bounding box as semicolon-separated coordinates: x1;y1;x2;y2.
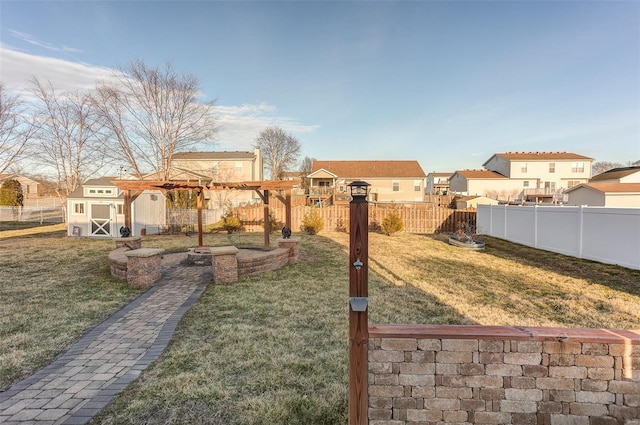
477;205;640;270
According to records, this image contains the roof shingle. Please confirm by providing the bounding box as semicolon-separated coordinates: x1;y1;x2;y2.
310;160;426;178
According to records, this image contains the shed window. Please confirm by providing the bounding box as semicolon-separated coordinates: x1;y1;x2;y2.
73;203;85;214
392;182;400;192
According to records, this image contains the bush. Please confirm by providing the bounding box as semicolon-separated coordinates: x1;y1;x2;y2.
268;211;279;233
368;219;382;233
301;208;324;235
381;209;404;236
0;179;23;207
335;217;349;233
222;212;242;234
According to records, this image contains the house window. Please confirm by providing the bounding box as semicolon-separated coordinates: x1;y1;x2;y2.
568;180;580;188
521;163;528;173
523;181;529;188
117;204;124;215
392;181;400;192
73;203;85;214
413;180;422;192
235;161;243;174
572;162;585;173
544;182;556;190
549;163;555;173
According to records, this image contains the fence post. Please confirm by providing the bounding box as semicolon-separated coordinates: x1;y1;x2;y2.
578;205;584;258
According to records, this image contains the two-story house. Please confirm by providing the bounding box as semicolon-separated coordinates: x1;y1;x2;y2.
450;152;593;203
307;160;427;204
426;172;453;195
143;149;264;209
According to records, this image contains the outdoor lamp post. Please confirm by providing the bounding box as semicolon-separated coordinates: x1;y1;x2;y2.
347;180;370;425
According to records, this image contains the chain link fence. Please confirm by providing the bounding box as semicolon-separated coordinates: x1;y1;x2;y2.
0;206;66;223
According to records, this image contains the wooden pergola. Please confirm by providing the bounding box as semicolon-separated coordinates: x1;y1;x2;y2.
111;179;301;249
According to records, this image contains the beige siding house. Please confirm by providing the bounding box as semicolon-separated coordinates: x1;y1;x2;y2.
0;173;40;199
307;160;427;204
565;183;640;207
449;170;519;199
426;172;453;195
145;149;264;208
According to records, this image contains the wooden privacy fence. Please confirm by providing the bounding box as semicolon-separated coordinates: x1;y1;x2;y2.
235;202;476;234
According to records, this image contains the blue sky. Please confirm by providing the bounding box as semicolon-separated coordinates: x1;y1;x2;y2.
1;1;638;173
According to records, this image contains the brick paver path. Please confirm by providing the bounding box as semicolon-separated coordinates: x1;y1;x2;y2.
0;253;210;424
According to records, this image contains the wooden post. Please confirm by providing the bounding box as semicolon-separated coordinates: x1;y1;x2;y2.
349;184;369;425
124;190;133;232
197;189;204;248
263;189;270;249
285;189;292;229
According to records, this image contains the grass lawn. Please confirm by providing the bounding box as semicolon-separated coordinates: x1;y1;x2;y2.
1;226;639;424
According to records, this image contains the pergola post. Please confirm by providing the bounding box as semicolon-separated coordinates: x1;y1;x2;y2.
197;189;204;247
124;191;133;231
285;189;292;229
263;189;270;249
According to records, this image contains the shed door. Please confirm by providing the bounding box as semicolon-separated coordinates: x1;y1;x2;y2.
90;204;111;236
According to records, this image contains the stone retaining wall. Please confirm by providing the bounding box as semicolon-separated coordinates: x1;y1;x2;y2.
368;325;640;425
237;248;290;277
108;247;128;280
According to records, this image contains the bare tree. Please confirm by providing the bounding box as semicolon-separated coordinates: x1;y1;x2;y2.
0;83;35;174
592;161;622;176
93;60;217;180
299;155;316;190
254;127;301;180
30;78;107;197
299;156;316;174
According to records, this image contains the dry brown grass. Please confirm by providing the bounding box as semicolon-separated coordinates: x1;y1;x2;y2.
2;225;639;424
94;230;639;425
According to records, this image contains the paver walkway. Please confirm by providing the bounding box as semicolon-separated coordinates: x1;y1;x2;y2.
0;253;211;425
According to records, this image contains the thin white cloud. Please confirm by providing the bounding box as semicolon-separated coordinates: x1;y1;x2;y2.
9;30;82;54
0;44;115;95
214;104;320;150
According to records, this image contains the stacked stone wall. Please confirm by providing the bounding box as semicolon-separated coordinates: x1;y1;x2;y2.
368;325;640;425
237;248;290;277
108;247;128;281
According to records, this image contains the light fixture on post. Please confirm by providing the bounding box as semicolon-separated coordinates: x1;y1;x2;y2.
347;180;370;425
348;180;370;203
